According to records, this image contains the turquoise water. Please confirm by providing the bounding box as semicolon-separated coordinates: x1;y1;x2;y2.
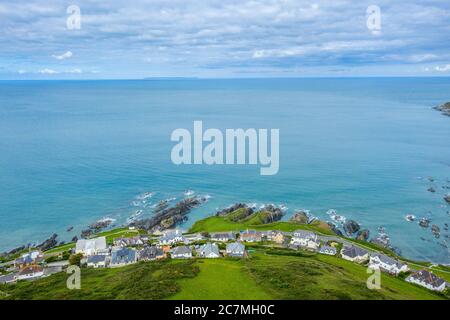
0;78;449;263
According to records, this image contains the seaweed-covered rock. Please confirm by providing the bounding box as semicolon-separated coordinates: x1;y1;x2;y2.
356;229;370;241
343;220;360;235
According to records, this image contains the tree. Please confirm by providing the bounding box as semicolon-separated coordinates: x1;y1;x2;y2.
69;253;83;266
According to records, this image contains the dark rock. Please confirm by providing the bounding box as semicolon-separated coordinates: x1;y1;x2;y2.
216;203;248;216
328;223;343;236
431;225;440;238
444;194;450;204
343;220;360;235
290;210;309;224
427;187;436;193
36;234;58;251
356;229;370;241
434;102;450;117
66;226;74;232
419;217;430;228
131;197;204;231
71;236;78;242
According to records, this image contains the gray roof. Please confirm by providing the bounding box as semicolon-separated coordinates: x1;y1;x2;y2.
43;266;63;276
319;245;336;253
87;255;107;264
139;246;164;259
111;248;136;264
342;245;368;258
198;243;220;256
226;242;245;253
211;232;235;240
371;253;405;268
0;273;15;284
409;270;445;288
171;246;192;255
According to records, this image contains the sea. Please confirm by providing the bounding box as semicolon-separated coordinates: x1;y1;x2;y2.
0;78;449;263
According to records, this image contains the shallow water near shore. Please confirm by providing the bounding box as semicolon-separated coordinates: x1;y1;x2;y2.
0;78;449;263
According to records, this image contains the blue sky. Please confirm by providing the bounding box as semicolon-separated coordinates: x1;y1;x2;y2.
0;0;449;79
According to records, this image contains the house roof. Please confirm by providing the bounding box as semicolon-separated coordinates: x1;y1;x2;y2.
171;246;192;255
139;246;163;259
0;273;15;284
17;265;43;276
198;243;219;256
160;229;184;242
226;242;245;253
111;248;136;264
409;270;445;288
342;245;368;258
43;266;63;276
76;237;107;252
211;232;234;239
319;245;336;253
87;255;107;264
371;253;405;268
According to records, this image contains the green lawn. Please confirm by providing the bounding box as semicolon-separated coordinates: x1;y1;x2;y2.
170;259;272;300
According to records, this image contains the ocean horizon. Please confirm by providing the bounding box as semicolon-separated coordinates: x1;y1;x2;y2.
1;77;449;264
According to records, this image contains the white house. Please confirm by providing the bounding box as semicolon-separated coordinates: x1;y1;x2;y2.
170;246;192;259
369;253;409;275
226;242;246;257
87;255;108;268
318;245;337;256
110;248;137;267
197;243;220;258
210;232;235;242
341;245;369;263
158;229;186;245
75;237;107;256
406;270;446;292
15;265;44;281
290;230;319;250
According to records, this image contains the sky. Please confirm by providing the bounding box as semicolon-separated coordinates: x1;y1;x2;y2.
0;0;449;79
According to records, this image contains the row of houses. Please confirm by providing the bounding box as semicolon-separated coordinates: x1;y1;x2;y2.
1;229;447;293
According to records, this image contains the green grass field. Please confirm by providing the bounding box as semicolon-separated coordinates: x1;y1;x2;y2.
170;258;272;300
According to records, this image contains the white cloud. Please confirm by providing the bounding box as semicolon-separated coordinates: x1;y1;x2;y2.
52;51;73;60
38;68;59;74
434;64;450;72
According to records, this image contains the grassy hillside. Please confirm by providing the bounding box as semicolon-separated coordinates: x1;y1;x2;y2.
189;215;334;235
1;249;445;300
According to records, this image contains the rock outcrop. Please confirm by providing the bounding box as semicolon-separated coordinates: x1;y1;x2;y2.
343;220;360;235
290;210;309;224
36;234;58;251
356;229;370;241
434;102;450;117
131;197;204;231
